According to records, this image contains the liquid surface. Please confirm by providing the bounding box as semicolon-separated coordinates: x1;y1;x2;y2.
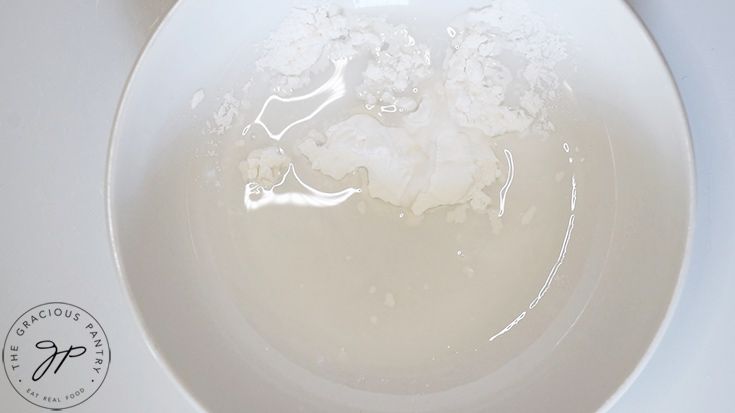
184;0;610;395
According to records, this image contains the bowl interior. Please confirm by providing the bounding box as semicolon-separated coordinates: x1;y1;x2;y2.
107;0;694;411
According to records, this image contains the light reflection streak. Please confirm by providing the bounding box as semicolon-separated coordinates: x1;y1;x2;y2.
488;172;577;340
489;312;526;342
244;163;361;211
498;149;514;217
242;58;348;141
529;213;575;309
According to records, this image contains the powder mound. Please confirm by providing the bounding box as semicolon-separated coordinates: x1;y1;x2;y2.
252;0;567;216
239;146;291;188
299;98;499;215
256;1;432;110
444;0;567;136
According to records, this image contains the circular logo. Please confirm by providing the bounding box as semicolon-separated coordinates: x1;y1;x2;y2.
2;302;111;410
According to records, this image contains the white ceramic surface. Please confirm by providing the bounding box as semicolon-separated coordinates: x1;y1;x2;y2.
106;0;694;412
0;1;732;412
2;0;734;413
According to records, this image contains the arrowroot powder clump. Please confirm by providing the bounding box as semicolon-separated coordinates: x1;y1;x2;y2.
298;96;501;215
443;1;567;135
245;0;566;217
256;1;433;111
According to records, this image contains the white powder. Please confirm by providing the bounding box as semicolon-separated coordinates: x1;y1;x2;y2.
242;0;565;216
256;1;432;110
212;93;240;135
191;88;205;109
299;96;500;215
209;82;252;135
444;1;567;136
239;146;291;188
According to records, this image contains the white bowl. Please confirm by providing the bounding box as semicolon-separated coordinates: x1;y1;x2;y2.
106;0;694;411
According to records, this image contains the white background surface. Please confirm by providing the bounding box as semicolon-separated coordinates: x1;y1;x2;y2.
0;0;732;412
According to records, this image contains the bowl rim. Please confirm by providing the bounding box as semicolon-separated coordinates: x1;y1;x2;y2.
103;0;697;411
596;1;697;411
104;0;208;411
